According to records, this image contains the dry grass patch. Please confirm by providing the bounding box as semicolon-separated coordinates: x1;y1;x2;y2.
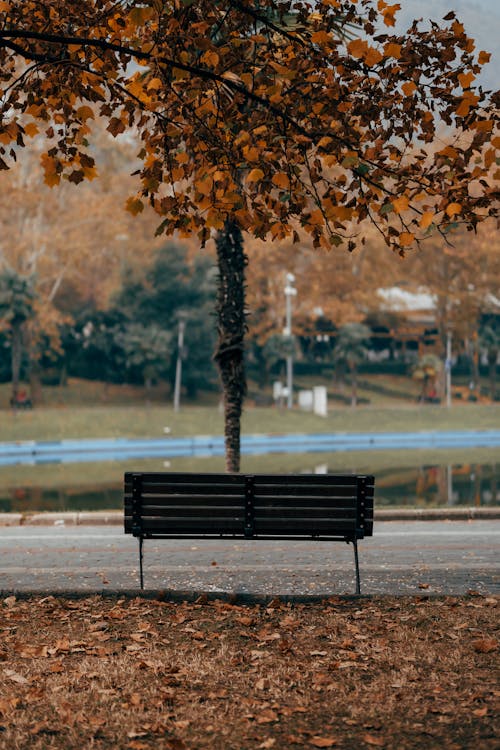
0;595;498;749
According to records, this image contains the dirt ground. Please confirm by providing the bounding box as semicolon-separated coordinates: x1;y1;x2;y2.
0;594;498;749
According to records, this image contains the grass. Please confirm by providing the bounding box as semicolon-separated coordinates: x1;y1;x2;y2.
0;594;497;749
1;400;500;443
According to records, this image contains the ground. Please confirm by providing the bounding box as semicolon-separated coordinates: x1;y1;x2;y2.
0;594;498;749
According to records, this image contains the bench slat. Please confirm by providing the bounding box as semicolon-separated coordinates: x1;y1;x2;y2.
125;495;244;508
125;484;246;497
125;518;358;535
126;506;358;520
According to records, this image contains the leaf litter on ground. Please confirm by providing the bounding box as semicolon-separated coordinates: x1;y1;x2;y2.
0;594;498;749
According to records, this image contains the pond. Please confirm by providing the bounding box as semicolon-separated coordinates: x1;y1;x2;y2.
1;457;498;513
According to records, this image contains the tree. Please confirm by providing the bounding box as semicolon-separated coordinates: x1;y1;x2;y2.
0;132;164;399
115;323;172;388
331;322;371;406
0;0;498;469
113;240;218;396
0;269;36;403
479;322;500;400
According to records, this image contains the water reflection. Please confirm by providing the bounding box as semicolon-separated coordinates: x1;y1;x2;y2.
1;462;498;513
375;463;499;508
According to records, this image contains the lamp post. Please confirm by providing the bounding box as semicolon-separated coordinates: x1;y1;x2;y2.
173;313;187;413
445;329;452;408
283;273;297;409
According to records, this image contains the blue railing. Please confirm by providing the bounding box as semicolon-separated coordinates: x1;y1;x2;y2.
0;430;499;465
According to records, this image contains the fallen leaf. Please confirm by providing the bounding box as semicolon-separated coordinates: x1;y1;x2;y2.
418;583;430;590
310;737;338;747
472;638;498;653
3;669;28;684
472;707;488;717
173;720;190;729
3;596;16;608
256;709;279;724
259;740;276;749
363;734;385;746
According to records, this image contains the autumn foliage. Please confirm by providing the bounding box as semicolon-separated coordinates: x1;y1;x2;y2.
0;0;498;254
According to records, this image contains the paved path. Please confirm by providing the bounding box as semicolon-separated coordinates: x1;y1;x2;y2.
1;520;498;597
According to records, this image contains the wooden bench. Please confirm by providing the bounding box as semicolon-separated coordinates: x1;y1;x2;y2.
124;472;374;595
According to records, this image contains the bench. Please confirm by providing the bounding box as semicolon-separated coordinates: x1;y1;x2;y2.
124;472;374;595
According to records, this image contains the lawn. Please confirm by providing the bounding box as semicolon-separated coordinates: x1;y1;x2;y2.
0;594;497;749
1;400;500;443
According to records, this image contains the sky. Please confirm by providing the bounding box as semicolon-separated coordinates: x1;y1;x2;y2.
395;0;499;90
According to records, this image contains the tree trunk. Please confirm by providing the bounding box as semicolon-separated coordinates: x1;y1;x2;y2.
351;366;357;407
10;320;22;405
488;350;497;400
214;219;247;473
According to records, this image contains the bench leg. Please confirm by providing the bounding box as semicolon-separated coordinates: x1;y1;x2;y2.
352;539;361;596
138;536;144;590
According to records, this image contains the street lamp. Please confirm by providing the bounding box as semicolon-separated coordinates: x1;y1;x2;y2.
283;273;297;409
173;312;187;413
445;329;452;408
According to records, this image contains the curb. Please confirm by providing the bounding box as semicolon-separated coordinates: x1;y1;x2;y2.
1;507;500;527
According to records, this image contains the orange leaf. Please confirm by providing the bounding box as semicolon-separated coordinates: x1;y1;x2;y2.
76;105;94;121
41;154;60;187
478;50;491;65
438;145;459;160
307;209;325;227
398;232;414;247
247;168;265;183
200;50;219;68
364;47;383;67
147;77;163;91
419;211;434;230
381;3;400;27
392;195;409;214
272;172;290;189
384;42;401;59
471;119;493;132
402;81;416;96
125;197;144;216
24;122;39;138
347;39;367;60
311;31;332;45
458;71;475;88
445;202;461;217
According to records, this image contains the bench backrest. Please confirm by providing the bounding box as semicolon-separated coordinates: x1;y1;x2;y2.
124;472;374;540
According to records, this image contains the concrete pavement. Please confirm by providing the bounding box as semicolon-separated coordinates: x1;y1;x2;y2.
1;519;498;598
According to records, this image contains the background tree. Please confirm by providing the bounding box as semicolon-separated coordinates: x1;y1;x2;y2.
331;322;371;407
479;322;500;400
0;269;36;403
0;0;498;468
0;131;164;399
114;323;172;389
113;241;217;396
